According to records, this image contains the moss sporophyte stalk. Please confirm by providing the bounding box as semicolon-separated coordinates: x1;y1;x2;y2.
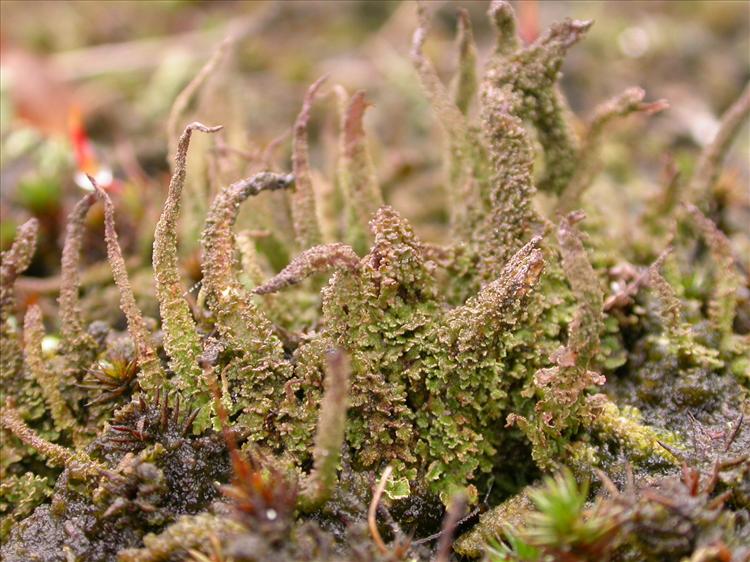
1;2;749;561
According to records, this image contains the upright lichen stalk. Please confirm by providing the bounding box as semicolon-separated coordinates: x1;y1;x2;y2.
153;122;221;427
89;176;166;391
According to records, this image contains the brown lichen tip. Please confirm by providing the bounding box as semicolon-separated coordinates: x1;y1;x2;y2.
588;87;668;132
451;235;544;348
545;17;593;50
488;0;520;54
254;243;359;295
343;91;371;154
291;75;327;250
88;175;165;390
502;234;545;297
557;88;668;214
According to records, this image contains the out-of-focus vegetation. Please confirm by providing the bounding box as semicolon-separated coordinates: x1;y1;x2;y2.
2;1;748;261
0;1;748;561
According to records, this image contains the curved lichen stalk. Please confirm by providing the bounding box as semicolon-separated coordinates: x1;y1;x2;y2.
200;172;296;435
645;245;723;367
0;401;102;478
0;218;39;381
153;122;221;421
556;211;603;363
684;203;741;343
200;172;294;349
59;193;98;370
291;75;327;250
88;176;166;391
647;266;687;340
0;219;38;328
254;243;359;295
512;213;607;467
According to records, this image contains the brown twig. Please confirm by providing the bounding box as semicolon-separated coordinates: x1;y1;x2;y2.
435;492;468;562
368;465;393;555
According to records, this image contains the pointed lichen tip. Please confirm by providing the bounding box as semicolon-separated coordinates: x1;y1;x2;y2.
185;122;223;134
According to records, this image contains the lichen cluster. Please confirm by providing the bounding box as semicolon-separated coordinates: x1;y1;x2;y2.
1;2;748;561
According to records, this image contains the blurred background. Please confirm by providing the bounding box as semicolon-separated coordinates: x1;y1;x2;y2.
1;0;748;318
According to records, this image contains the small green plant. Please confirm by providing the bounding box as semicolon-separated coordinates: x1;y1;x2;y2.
519;469;621;561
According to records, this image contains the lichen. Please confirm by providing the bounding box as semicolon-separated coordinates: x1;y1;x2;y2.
2;2;748;561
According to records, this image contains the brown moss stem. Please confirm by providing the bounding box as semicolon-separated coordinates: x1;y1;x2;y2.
368;465;392;555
